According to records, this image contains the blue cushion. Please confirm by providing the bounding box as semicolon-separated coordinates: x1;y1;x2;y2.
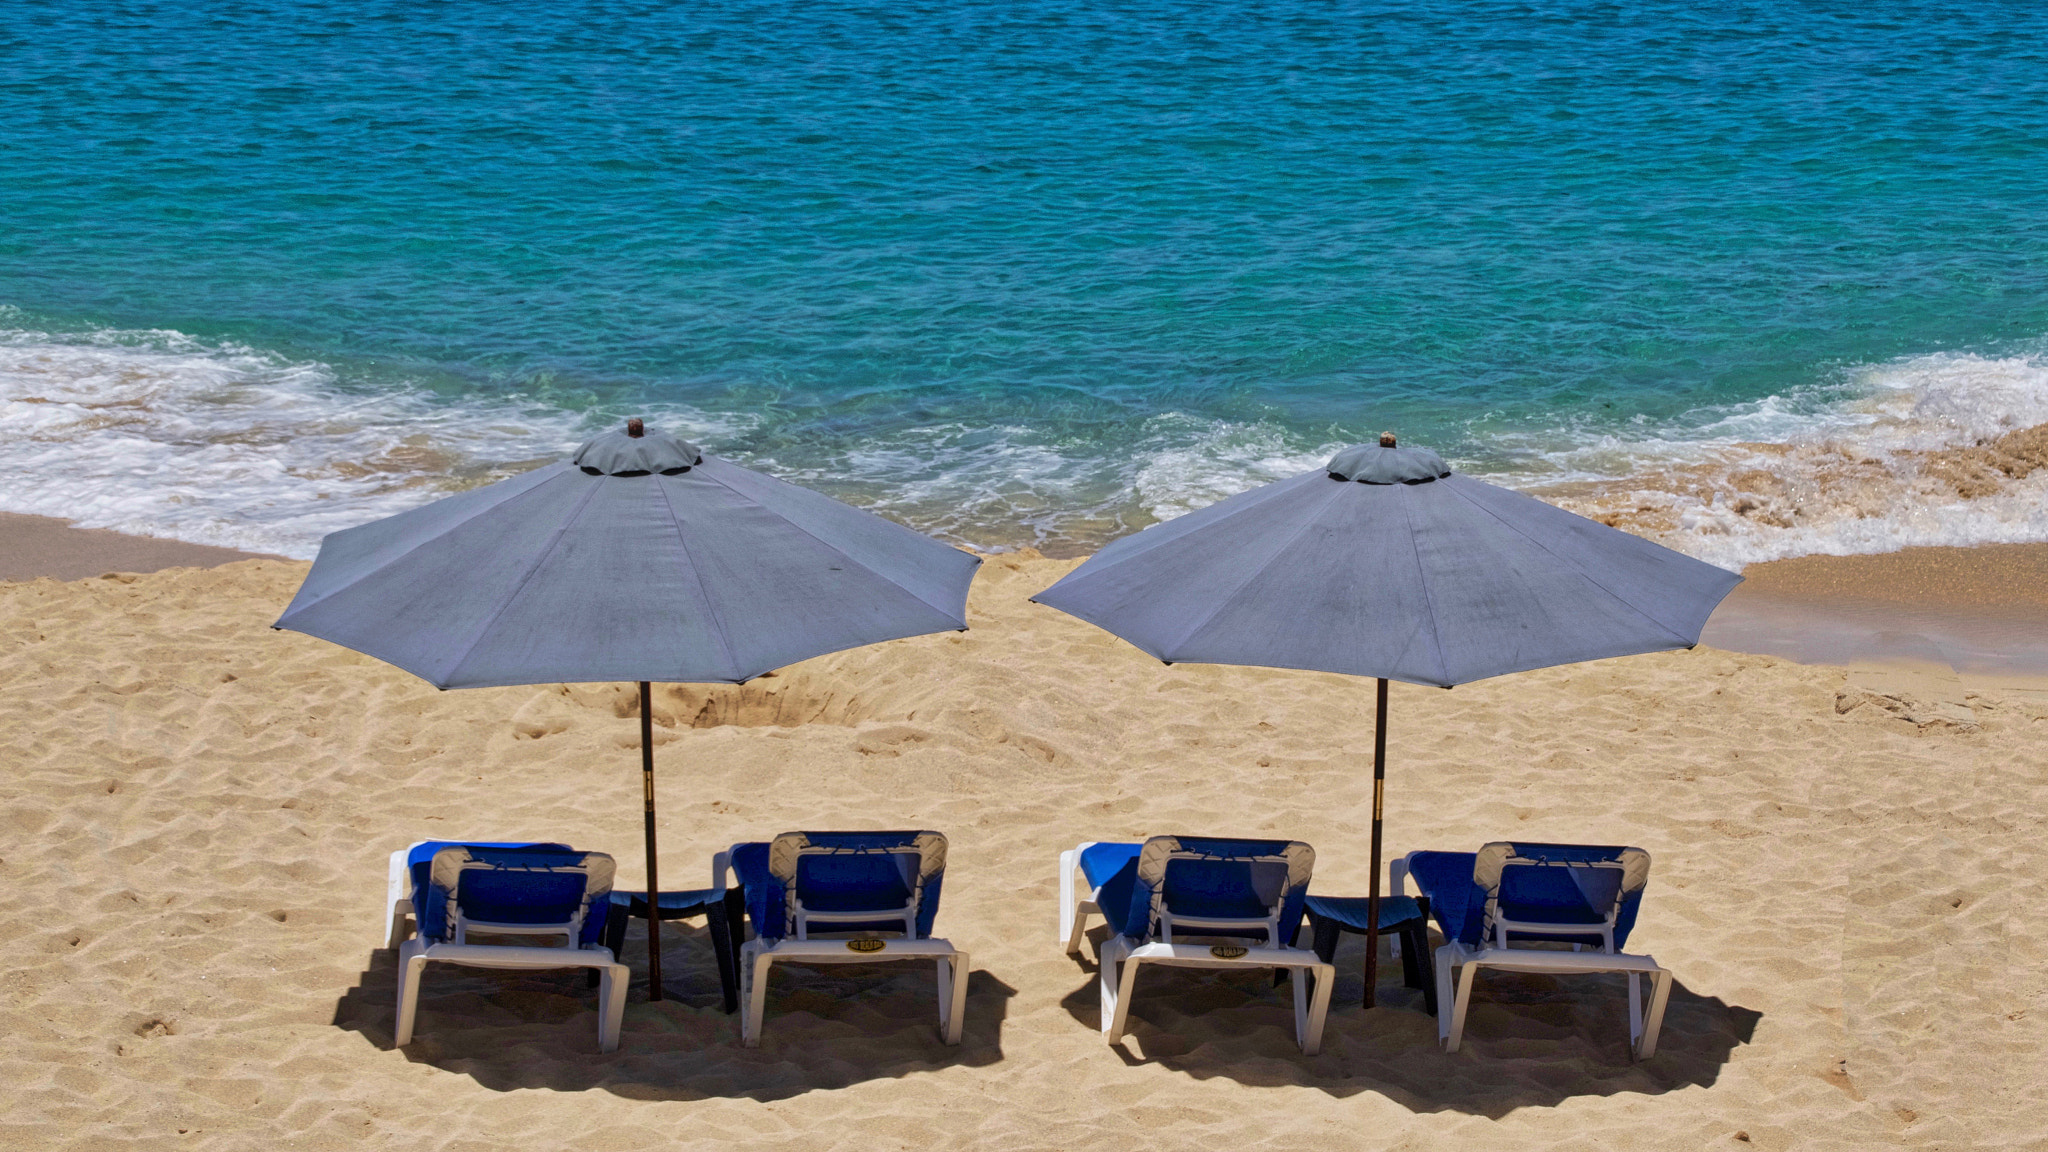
795;853;915;912
731;841;777;938
1078;842;1141;890
1406;851;1485;946
1095;855;1143;937
1161;858;1285;922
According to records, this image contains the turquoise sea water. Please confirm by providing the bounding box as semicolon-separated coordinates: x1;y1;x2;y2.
4;2;2048;561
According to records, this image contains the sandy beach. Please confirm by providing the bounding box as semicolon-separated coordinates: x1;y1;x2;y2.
1;522;2044;1151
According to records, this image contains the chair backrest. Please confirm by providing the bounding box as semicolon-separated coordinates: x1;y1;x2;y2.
406;840;571;917
760;830;947;941
420;845;614;948
1473;842;1650;952
1121;836;1313;946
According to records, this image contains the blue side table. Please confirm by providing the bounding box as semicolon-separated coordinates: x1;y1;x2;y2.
591;887;742;1013
1302;894;1437;1014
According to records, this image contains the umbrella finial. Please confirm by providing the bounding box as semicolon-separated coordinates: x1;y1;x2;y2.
627;418;645;438
1379;431;1397;447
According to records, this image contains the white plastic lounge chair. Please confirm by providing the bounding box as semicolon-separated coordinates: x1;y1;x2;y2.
1397;841;1673;1058
1059;836;1336;1055
720;830;968;1047
386;842;629;1053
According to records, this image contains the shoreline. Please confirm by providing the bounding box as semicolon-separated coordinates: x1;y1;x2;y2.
8;511;2048;681
0;512;282;582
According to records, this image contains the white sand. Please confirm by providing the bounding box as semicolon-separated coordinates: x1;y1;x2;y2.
1;555;2042;1150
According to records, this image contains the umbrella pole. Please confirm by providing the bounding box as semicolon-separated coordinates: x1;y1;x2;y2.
1363;677;1388;1009
640;681;665;1002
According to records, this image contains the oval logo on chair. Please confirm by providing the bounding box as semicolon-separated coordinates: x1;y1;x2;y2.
1209;944;1248;959
846;938;886;953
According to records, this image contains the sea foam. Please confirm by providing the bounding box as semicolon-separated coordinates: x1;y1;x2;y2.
4;320;2048;570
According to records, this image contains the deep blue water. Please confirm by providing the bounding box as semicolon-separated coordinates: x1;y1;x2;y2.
3;1;2047;555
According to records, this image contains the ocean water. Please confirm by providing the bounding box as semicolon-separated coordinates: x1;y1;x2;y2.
3;1;2048;566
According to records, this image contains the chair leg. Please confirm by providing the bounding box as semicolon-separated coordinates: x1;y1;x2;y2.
393;951;428;1047
1300;962;1335;1056
596;962;627;1053
1636;968;1673;1060
1444;958;1480;1053
1099;939;1138;1043
936;952;969;1044
1099;952;1120;1038
1433;946;1456;1048
1108;954;1142;1044
1059;848;1079;949
590;902;628;990
741;946;775;1048
1628;971;1643;1048
706;904;739;1015
1290;963;1310;1047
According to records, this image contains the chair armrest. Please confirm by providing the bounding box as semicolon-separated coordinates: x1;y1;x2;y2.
388;847;413;914
712;848;732;892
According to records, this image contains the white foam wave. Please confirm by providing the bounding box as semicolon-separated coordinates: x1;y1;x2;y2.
4;318;2046;570
0;323;743;558
1507;350;2048;568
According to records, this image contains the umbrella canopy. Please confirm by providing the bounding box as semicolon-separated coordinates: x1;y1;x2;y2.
1031;436;1739;1005
277;426;978;688
277;421;981;999
1032;441;1738;687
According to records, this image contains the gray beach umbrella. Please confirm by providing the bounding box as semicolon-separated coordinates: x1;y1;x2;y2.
1031;435;1740;1003
276;420;981;997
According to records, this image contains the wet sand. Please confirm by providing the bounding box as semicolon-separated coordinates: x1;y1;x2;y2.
1703;543;2048;687
0;512;276;582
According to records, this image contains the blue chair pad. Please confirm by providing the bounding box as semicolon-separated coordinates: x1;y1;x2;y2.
1304;894;1425;931
794;854;914;912
1078;842;1142;890
458;869;592;926
1498;869;1611;926
1162;858;1285;921
1407;851;1485;946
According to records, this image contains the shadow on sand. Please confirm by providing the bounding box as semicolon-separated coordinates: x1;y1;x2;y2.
1056;927;1760;1118
332;918;1012;1102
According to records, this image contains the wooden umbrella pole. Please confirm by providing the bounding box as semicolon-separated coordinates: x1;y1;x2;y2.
640;681;664;1001
1363;677;1389;1009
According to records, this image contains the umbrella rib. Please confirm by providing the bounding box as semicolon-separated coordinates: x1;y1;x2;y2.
1157;479;1347;659
1398;490;1454;686
699;467;968;623
655;477;744;681
436;479;607;685
1443;483;1695;645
